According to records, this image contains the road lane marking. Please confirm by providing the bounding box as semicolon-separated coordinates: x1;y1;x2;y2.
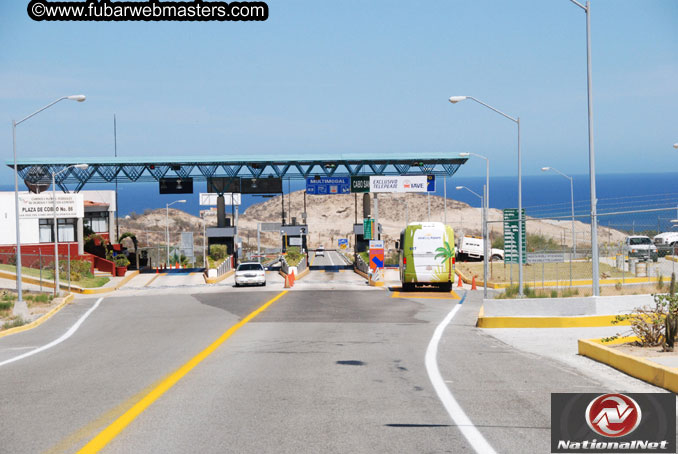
327;251;335;266
76;290;288;454
424;292;497;454
0;297;104;369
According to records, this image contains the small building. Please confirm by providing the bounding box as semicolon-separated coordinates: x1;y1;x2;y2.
0;190;116;264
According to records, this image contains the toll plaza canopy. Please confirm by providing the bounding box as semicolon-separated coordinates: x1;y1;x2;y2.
7;152;468;192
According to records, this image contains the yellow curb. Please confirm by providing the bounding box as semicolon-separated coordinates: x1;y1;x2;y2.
369;279;385;287
391;290;460;300
578;337;678;393
295;267;310;281
0;270;132;294
666;255;678;263
354;267;369;280
80;270;140;294
477;314;630;329
0;293;75;338
204;269;235;284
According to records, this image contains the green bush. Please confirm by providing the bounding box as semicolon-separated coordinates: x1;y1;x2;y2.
209;244;229;261
285;247;304;266
115;255;130;267
0;301;12;311
2;316;26;330
46;259;93;282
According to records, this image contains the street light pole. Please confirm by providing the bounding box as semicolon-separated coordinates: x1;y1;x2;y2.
11;95;85;311
450;96;522;295
570;0;600;295
166;199;186;267
542;166;575;286
456;185;487;299
51;164;89;297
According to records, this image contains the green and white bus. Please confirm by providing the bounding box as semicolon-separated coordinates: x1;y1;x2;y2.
398;222;456;291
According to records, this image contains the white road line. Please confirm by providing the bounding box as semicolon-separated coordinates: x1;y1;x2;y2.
425;293;497;454
0;297;104;368
327;251;335;266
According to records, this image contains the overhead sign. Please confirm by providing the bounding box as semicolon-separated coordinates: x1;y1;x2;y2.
18;193;84;219
350;176;370;193
369;240;384;271
370;175;430;193
199;193;242;206
338;238;348;250
306;177;350;195
159;177;193;194
280;225;308;236
241;177;282;194
261;222;282;232
207;177;240;194
503;208;526;264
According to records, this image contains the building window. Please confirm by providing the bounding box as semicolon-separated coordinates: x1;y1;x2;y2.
39;218;77;243
84;211;109;233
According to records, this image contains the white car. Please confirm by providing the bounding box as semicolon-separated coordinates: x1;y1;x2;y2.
234;262;266;287
315;246;325;257
654;232;678;257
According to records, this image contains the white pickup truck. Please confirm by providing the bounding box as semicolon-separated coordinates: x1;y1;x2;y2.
456;235;504;262
654;231;678;257
623;235;658;262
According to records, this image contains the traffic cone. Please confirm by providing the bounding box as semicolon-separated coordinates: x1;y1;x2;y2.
284;274;290;288
290;270;295;287
457;273;463;288
156;267;159;274
471;276;477;291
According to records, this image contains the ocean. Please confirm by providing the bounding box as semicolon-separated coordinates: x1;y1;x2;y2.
3;172;677;233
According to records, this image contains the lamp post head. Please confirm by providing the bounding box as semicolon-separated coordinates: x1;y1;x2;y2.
74;164;89;170
178;200;186;203
67;95;86;102
673;143;678;149
448;96;468;104
458;152;470;157
541;167;550;172
455;186;463;190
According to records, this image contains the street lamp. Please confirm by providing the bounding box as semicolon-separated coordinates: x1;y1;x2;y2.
450;95;523;295
456;185;489;299
569;0;600;295
166;199;186;267
51;164;89;297
11;95;86;313
541;166;575;286
673;143;678;149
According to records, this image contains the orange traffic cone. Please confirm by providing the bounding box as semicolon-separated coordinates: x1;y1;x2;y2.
156;267;159;274
284;274;290;288
290;270;295;287
471;276;477;291
457;273;463;288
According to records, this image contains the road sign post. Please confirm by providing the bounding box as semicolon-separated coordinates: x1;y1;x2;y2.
363;218;374;240
503;209;526;264
369;240;384;285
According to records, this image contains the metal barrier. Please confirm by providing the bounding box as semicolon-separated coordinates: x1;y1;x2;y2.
355;254;370;274
216;255;234;277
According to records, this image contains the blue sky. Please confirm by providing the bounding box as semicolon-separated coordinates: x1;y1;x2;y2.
1;0;676;182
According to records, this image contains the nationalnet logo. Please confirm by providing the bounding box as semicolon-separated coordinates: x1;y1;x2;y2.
551;393;675;453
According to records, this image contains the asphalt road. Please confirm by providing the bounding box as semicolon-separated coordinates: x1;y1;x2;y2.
309;250;350;268
0;283;666;453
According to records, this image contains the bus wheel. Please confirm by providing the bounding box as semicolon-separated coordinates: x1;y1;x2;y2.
402;282;415;292
440;282;452;292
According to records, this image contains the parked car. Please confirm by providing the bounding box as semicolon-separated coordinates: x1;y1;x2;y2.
234;262;266;287
653;231;678;257
623;235;658;262
456;235;504;262
315;246;325;257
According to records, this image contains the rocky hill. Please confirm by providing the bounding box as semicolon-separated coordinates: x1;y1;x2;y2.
119;190;627;254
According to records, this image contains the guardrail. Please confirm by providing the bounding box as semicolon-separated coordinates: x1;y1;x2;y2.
216;255;234;277
355;254;370;274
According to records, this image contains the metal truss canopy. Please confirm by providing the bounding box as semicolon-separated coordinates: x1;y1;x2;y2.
7;153;468;193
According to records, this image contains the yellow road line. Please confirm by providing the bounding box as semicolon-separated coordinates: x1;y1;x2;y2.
391;291;461;300
143;273;163;287
76;290;288;454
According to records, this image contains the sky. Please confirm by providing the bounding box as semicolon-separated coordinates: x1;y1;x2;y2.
1;0;676;183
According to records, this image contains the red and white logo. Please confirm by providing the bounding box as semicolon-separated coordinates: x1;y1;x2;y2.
585;394;642;438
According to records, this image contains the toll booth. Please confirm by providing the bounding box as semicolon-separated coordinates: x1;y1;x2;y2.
353;223;382;253
207;218;236;256
281;225;308;253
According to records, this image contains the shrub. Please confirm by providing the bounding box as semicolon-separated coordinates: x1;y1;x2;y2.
2;316;26;330
0;301;12;311
550;290;558;298
285;247;304;266
209;244;229;261
603;294;671;346
115;255;130;267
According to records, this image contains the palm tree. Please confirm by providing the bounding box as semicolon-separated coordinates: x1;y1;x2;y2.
435;241;455;282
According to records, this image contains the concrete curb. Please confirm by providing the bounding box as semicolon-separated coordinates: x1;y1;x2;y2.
0;293;75;339
204;269;235;284
476;312;629;328
354;267;369;280
578;337;678;393
666;255;678;263
0;270;138;294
